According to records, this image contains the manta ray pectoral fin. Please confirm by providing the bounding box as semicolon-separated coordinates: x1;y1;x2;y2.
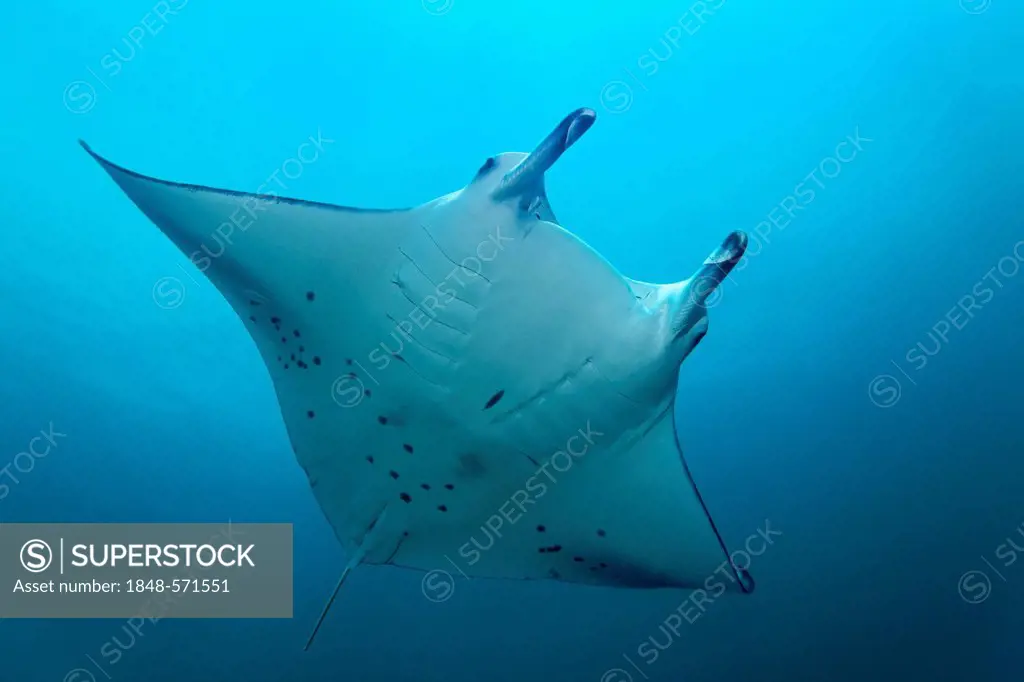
578;406;755;591
79;140;420;328
384;406;754;593
626;278;659;303
81;140;434;561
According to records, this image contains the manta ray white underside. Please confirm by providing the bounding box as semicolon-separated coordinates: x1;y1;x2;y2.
81;108;754;620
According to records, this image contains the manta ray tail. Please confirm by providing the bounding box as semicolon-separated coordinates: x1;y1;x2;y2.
303;552;361;651
304;506;397;651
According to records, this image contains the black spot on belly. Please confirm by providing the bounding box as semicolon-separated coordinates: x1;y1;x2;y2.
403;444;414;454
444;483;454;490
307;410;315;419
597;529;606;537
389;470;399;479
536;525;546;533
346;358;353;366
283;364;289;369
249;299;261;306
313;356;321;365
364;389;372;397
293;330;301;338
299;345;305;352
399;492;411;503
306;291;315;301
483;390;505;410
437;505;447;512
271;316;280;324
366;456;374;464
249;316;256;323
420;483;430;490
544;545;562;553
291;354;296;361
281;337;287;343
458;453;486;478
378;416;388;425
573;556;584;563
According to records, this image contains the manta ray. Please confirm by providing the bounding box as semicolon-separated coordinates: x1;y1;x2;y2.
81;107;753;641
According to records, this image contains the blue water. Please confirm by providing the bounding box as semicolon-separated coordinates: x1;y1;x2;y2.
2;0;1023;679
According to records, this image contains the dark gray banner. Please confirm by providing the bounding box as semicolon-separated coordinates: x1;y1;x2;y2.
0;523;292;618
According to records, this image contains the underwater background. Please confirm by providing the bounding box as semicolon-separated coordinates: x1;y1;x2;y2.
2;0;1023;679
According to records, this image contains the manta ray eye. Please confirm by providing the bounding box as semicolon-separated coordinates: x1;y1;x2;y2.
475;157;497;178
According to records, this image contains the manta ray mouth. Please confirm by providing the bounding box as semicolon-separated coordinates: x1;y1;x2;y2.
492;107;596;201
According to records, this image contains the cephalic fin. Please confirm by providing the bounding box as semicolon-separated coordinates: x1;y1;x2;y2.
669;230;748;336
687;230;748;307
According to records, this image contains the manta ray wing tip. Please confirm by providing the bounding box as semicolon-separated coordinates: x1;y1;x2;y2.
78;139;105;164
